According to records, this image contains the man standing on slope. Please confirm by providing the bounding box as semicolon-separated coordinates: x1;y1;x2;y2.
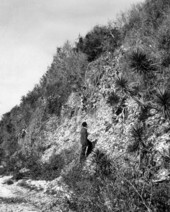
80;122;93;162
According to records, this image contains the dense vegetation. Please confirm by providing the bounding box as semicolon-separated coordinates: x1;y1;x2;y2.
0;0;170;211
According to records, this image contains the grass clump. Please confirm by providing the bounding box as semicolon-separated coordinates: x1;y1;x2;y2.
107;91;120;106
154;87;170;120
129;48;156;75
61;146;170;212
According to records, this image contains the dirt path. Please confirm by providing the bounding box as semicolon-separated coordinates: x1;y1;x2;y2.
0;176;43;212
0;175;71;212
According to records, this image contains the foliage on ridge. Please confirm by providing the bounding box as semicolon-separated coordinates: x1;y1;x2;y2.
1;1;170;210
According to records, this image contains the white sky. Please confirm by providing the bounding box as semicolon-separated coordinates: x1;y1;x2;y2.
0;0;144;117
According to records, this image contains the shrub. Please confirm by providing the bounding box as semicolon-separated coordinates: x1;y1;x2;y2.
21;85;41;110
63;154;170;212
129;48;156;75
76;25;121;61
77;26;104;61
39;154;65;181
151;183;170;212
154;87;170;120
161;53;170;67
129;123;144;150
115;75;129;95
157;24;170;52
143;0;170;30
93;149;112;177
120;3;143;37
107;91;120;106
127;140;139;153
46;95;62;116
157;13;170;67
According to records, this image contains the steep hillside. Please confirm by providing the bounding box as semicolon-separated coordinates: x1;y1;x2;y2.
1;0;170;211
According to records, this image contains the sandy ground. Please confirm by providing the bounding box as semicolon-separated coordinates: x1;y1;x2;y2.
0;175;69;212
0;176;16;198
0;176;43;212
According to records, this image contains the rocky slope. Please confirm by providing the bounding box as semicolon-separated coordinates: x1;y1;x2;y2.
1;47;170;211
1;0;170;210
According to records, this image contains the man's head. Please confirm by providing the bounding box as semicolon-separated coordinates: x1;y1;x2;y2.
82;122;87;127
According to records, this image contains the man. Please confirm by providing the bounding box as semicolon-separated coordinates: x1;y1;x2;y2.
21;129;27;138
80;122;92;162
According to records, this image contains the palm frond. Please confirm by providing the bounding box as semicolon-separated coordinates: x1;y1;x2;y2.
154;88;170;119
115;75;129;94
131;123;143;142
129;83;141;96
127;140;139;153
129;48;156;75
127;123;145;153
93;150;112;176
107;91;120;106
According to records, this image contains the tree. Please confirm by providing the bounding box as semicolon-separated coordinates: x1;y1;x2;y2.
76;25;121;61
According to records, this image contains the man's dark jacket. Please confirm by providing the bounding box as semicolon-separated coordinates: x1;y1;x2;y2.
80;127;88;146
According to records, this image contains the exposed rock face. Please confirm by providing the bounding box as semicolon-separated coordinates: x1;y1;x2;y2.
40;52;170;182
